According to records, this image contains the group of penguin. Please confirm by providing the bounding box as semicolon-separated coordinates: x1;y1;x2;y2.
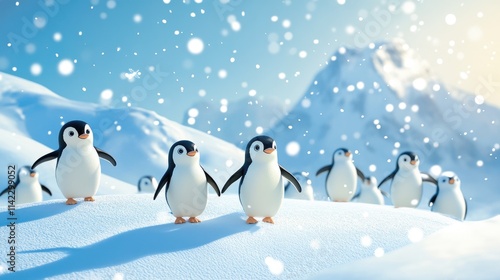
314;148;467;221
1;120;467;223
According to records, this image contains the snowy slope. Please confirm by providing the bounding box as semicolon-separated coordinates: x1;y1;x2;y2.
0;194;458;279
0;72;244;190
313;215;500;279
263;39;500;220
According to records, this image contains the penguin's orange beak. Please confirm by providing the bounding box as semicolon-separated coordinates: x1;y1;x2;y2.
79;134;89;139
449;178;455;184
264;148;275;154
30;172;36;178
187;151;197;157
345;151;351;157
410;160;416;165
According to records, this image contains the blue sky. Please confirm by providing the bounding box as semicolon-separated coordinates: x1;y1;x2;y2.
1;0;499;122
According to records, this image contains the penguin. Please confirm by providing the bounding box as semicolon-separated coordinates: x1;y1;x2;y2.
315;148;365;202
378;151;437;208
153;140;220;224
0;166;52;204
285;172;314;201
352;176;385;205
221;135;302;224
137;176;158;193
31;120;116;205
428;171;467;221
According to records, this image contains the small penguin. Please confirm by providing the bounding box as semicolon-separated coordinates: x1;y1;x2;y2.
285;172;314;201
316;148;365;202
378;151;437;208
429;171;467;221
352;176;385;205
0;166;52;204
137;176;158;193
153;140;220;224
31;120;117;205
221;135;301;224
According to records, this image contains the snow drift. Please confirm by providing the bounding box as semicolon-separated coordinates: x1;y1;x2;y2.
0;194;458;279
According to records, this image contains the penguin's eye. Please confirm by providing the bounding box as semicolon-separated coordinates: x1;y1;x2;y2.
196;148;199;152
273;143;277;149
69;131;75;137
403;157;407;162
254;145;260;152
177;148;184;154
144;182;149;185
86;129;90;134
442;179;447;183
338;152;342;155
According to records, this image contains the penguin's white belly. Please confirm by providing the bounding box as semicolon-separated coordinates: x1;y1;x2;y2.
166;166;208;217
240;164;283;218
15;183;43;204
432;190;466;221
391;171;422;208
56;147;100;199
358;189;384;205
326;164;357;202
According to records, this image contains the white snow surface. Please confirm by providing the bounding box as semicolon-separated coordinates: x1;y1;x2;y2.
0;194;460;279
314;215;500;279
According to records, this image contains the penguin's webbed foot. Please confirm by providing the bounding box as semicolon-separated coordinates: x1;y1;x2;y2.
188;217;201;223
84;197;95;202
175;217;186;224
66;198;77;205
263;217;274;224
246;217;258;224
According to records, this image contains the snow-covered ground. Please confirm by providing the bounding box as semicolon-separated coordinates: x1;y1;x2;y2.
0;194;460;279
314;215;500;279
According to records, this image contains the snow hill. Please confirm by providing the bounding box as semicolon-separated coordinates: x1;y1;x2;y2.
263;39;500;220
0;72;244;194
0;194;463;279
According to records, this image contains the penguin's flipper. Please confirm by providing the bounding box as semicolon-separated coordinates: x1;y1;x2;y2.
351;192;360;201
377;170;396;189
463;196;468;220
280;165;302;193
355;167;366;181
203;167;221;197
41;185;52;196
95;148;117;166
421;172;437;185
32;151;59;169
221;167;244;194
154;168;173;200
380;189;390;198
0;186;12;197
315;165;331;177
428;191;438;207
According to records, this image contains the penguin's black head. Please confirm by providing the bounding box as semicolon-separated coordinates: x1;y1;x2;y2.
438;171;460;187
333;148;351;161
169;140;199;166
138;175;156;192
59;120;93;149
245;135;277;163
397;151;419;169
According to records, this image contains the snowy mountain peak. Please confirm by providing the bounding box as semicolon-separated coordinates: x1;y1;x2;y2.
372;39;431;98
